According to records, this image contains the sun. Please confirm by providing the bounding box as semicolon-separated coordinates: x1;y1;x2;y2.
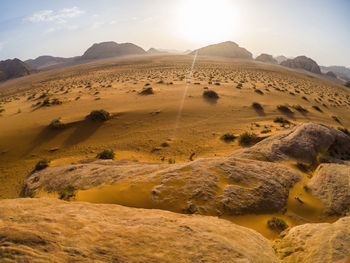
176;0;237;44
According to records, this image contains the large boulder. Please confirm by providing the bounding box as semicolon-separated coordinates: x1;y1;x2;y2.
308;163;350;216
0;197;279;263
233;123;350;163
281;56;321;74
24;156;301;216
191;41;252;59
274;216;350;263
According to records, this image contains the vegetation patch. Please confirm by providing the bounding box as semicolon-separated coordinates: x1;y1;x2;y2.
139;87;154;95
96;149;115;159
221;133;237;142
203;90;219;99
252;102;263;111
238;132;259;147
49;118;65;129
277;105;293;115
267;217;288;233
274;117;291;127
58;185;76;201
86;110;110;121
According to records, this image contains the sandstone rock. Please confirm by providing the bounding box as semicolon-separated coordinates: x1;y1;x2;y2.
274;216;350;263
233;123;350;163
24;156;301;216
255;53;278;64
191;41;252;59
309;163;350;216
0;58;31;82
281;56;321;74
0;198;279;263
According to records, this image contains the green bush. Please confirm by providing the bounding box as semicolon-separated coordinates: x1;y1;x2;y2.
238;132;258;147
96;149;115;159
267;217;288;233
34;159;50;171
86;110;110;121
58;185;76;201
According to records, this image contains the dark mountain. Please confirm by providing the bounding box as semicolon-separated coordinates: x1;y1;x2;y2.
25;56;74;70
255;53;277;64
0;58;31;82
81;41;146;60
275;55;288;64
281;56;321;74
191;41;252;59
320;66;350;81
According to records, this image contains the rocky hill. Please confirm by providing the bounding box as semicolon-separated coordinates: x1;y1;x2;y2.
255;53;278;64
281;56;321;74
147;48;165;54
0;58;31;82
276;55;288;64
81;41;146;60
25;55;75;70
191;41;252;59
321;65;350;81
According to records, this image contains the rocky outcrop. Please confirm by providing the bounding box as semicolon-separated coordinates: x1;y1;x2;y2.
274;216;350;263
25;55;76;70
309;164;350;216
0;197;279;263
255;53;278;64
0;58;31;82
81;41;146;60
281;56;321;74
191;41;252;59
24;156;301;216
233;123;350;163
321;65;350;81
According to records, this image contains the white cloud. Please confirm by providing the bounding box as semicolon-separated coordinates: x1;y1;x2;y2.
25;6;84;24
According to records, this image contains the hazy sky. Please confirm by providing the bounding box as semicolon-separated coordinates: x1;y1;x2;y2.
0;0;349;67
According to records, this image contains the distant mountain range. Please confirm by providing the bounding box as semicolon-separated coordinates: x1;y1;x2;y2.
1;40;349;83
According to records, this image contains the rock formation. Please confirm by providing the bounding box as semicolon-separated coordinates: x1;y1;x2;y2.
191;41;252;59
255;53;278;64
81;41;146;60
280;56;321;74
0;58;31;82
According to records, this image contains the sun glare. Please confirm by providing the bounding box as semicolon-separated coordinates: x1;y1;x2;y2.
177;0;237;44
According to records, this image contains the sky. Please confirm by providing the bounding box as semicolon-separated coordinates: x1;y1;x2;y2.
0;0;349;67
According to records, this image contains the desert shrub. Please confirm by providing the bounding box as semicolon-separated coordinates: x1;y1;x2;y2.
51;98;62;105
0;108;5;113
34;159;50;171
274;117;291;127
139;87;154;95
292;105;308;114
144;83;151;86
312;105;323;112
277;105;293;115
295;161;312;173
252;102;263;111
302;96;309;101
221;133;236;142
58;185;76;201
332;116;341;124
338;127;350;136
236;83;242;89
261;128;271;134
157;80;164;84
42;98;50;106
238;132;258;147
96;149;115;159
49;118;65;129
254;89;264;95
86;110;110;121
267;217;288;233
161;142;170;147
316;148;329;164
203;90;219;99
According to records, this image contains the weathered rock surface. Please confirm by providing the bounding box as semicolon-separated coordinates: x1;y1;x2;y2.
281;56;321;74
24;156;301;216
0;198;279;263
233;123;350;163
255;53;278;64
274;216;350;263
191;41;252;59
309;163;350;216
